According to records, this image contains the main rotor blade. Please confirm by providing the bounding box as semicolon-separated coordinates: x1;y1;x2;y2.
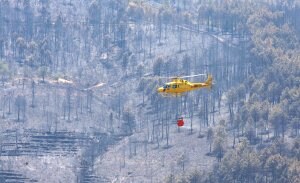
143;73;207;80
179;74;207;78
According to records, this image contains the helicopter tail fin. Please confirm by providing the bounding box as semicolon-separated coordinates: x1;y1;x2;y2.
205;74;213;88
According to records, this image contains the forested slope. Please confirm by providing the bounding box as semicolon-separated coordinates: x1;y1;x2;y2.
168;1;300;183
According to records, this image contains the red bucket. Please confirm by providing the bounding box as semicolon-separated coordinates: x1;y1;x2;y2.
177;118;184;127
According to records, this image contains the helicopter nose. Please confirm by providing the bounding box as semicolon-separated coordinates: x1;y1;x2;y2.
157;87;164;93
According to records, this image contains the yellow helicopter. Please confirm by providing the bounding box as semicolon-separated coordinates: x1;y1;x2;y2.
157;74;213;95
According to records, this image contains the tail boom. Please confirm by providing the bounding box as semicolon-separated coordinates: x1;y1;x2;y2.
192;75;213;89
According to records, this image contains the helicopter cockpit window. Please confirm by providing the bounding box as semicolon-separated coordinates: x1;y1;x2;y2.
163;85;170;89
172;85;177;89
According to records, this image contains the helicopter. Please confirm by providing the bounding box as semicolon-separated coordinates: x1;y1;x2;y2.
157;74;213;95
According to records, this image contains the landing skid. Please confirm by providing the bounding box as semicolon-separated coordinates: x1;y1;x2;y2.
160;92;187;97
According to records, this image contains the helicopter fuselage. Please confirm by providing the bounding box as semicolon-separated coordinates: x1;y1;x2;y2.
157;75;212;94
